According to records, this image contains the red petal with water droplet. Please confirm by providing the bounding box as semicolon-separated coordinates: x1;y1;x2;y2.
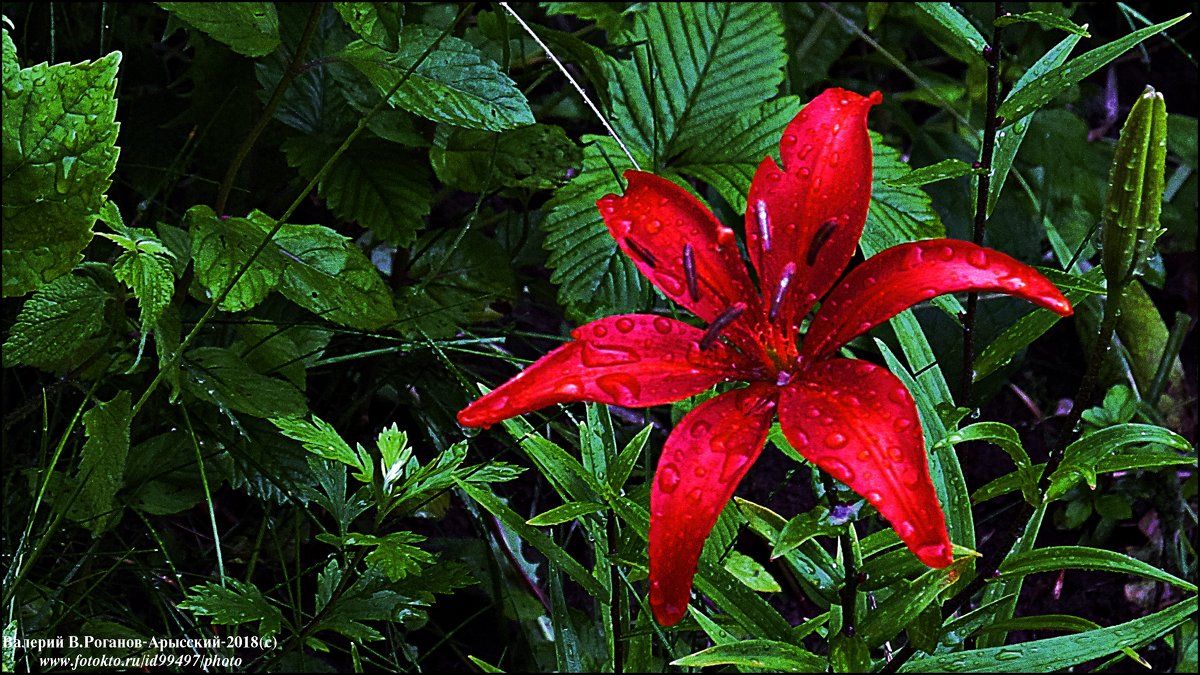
745;89;881;355
457;315;761;428
650;383;778;626
598;171;768;361
779;359;952;568
803;240;1074;361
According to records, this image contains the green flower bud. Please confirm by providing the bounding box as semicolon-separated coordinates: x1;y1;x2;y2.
1101;86;1167;287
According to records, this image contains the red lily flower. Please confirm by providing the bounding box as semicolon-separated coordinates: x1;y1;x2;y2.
458;88;1073;627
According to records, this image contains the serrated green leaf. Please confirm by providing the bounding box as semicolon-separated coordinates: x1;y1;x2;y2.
183;347;307;419
672;639;824;671
901;597;1197;672
73;391;131;534
884;158;983;187
334;531;436;581
271;414;362;471
526;502;605;526
112;238;175;328
158;2;280;57
997;14;1189;126
542;136;653;320
999;546;1197;592
607;3;786;161
1047;423;1191;500
394;230;517;338
430;123;580;192
994;10;1090;36
282;135;432;247
185;206;284;312
676;96;800;213
2;272;108;369
2;38;120;297
342;28;533;131
335;2;401;50
864;133;948;255
179;578;283;639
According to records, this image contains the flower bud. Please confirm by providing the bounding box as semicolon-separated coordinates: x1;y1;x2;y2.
1101;86;1167;287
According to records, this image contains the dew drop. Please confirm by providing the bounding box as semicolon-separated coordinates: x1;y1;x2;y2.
893;418;913;433
967;249;989;268
791;430;810;447
615;317;636;333
896;521;916;538
580;343;641;367
646;219;663;234
865;491;883;504
690;420;712;438
887;446;904;461
720;451;752;482
593;325;608;337
1000;276;1027;291
557;380;582;396
826;459;854;482
889;388;910;404
658;464;681;493
938;245;955;261
653;316;672;334
596;373;641;404
656;272;685;296
825;432;848;449
806;406;821;419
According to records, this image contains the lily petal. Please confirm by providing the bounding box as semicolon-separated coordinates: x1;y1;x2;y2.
803;239;1074;361
778;359;953;568
457;315;759;428
745;88;881;354
598;171;767;359
649;383;778;626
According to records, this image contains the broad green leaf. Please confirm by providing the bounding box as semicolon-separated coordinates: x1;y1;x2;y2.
1047;423;1191;500
542;136;653;321
736;496;840;605
859;556;973;648
431;123;580;192
998;546;1196;592
109;233;175;329
901;596;1197;672
74;391;132;534
341;28;533;131
676;96;800;213
235;321;332;391
2;273;108;369
159;2;280;57
770;508;841;560
864;133;948;255
987;31;1084;217
334;2;401;50
185;206;284;312
183;347;307;419
859;543;980;592
914;3;988;57
997;14;1189;126
884;158;982;188
526;502;605;526
330;532;436;581
977;614;1149;667
724;551;782;593
2;35;120;297
607;3;785;161
179;578;283;639
994;10;1090;36
394;230;517;339
831;633;872;673
282;136;432;247
455;479;605;597
672;639;824;672
271;415;362;472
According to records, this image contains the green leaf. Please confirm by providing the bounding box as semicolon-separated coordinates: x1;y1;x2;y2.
235;321;331;391
987;31;1084;217
2;36;120;297
526;502;606;526
938;422;1036;504
454;478;605;598
724;551;782;593
831;633;872;673
672;639;825;671
864;133;948;255
901;596;1197;672
994;10;1091;36
179;578;283;639
282;135;432;247
542;136;653;321
341;27;533;131
770;508;841;560
394;230;517;339
1047;423;1191;500
676;96;801;213
332;532;436;582
158;2;280;57
183;347;307;419
185;206;284;312
609;424;651;492
334;2;401;50
859;556;973;648
998;546;1197;592
914;3;988;56
271;415;362;473
607;3;786;161
884;158;983;188
2;272;108;369
431;123;580;192
109;234;175;329
74;391;132;534
997;14;1189;126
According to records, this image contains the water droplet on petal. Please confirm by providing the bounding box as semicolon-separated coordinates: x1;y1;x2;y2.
791;430;810;447
616;317;635;333
866;491;883;504
653;316;672;334
886;446;904;461
893;418;913;433
896;521;916;538
690;420;712;438
825;433;848;449
580;343;641;367
593;325;608;338
968;249;988;268
597;373;641;405
826;459;854;482
646;219;663;234
658;464;681;493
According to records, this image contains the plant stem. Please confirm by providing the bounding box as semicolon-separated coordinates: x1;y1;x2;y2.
959;1;1005;406
821;472;858;637
215;2;322;216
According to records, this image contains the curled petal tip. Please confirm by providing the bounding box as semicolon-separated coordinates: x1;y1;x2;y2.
915;541;955;568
